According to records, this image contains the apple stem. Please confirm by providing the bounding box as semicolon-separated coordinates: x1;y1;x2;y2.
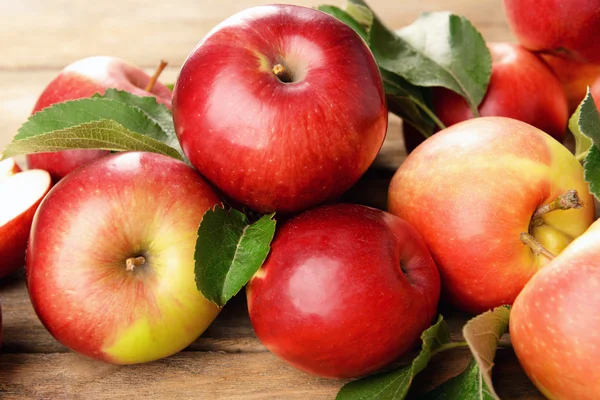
126;256;146;271
520;233;556;261
145;60;168;92
532;190;583;221
272;63;293;83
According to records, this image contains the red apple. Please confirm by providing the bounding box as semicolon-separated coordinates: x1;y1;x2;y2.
26;152;221;364
27;56;172;182
247;204;440;379
0;158;21;180
542;54;600;113
504;0;600;64
403;43;568;153
173;5;387;214
0;169;51;278
511;219;600;400
389;117;595;314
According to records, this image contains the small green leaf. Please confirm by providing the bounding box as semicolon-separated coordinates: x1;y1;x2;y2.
2;119;184;160
337;316;450;400
419;360;496;400
391;12;491;115
195;207;277;307
422;305;510;400
578;88;600;146
318;5;369;41
345;2;374;31
165;82;175;91
570;100;593;160
584;145;600;200
462;305;510;399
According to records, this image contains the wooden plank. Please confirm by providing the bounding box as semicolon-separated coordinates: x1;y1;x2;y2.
0;0;510;70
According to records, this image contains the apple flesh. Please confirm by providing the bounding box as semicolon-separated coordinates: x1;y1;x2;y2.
511;219;600;400
26;152;221;364
27;56;173;182
247;204;441;379
389;117;595;314
0;169;51;278
173;5;387;213
504;0;600;64
0;158;21;180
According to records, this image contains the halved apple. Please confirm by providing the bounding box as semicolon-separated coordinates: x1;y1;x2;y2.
0;169;51;278
0;158;21;180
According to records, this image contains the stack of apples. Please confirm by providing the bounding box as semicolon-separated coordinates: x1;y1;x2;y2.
1;1;600;397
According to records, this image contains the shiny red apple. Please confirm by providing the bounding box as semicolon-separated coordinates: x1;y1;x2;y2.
173;5;387;213
389;117;595;314
247;204;440;378
27;56;172;182
26;152;221;364
0;169;51;278
504;0;600;64
511;219;600;400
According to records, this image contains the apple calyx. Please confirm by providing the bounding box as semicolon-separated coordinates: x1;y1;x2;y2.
272;63;294;83
125;255;146;272
144;60;168;92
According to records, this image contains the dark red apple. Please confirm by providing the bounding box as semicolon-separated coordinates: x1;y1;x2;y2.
247;204;441;379
27;56;172;182
173;5;387;213
504;0;600;64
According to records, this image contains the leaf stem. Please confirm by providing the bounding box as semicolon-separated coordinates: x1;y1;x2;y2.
412;98;448;132
576;150;589;162
430;341;469;357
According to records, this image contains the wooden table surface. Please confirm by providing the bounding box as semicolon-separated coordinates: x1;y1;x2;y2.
0;0;544;399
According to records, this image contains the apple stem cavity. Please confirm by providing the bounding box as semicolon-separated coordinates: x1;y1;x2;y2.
145;60;168;92
272;63;294;83
520;232;556;261
125;255;146;272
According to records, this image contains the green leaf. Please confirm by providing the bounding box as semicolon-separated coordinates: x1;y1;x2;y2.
99;89;176;139
419;359;496;400
578;88;600;146
194;206;277;307
318;5;369;41
2;119;184;161
462;305;510;399
570;100;593;160
572;89;600;200
3;96;185;160
421;305;510;400
336;316;450;400
584;145;600;201
165;82;175;91
391;12;491;115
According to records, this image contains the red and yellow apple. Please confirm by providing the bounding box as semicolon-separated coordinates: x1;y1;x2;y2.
26;152;221;364
0;169;51;278
247;204;440;379
27;56;172;182
504;0;600;64
511;219;600;400
389;117;594;314
173;5;387;213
